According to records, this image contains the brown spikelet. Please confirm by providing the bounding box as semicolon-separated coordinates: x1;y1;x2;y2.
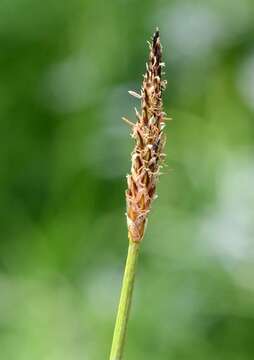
125;28;167;243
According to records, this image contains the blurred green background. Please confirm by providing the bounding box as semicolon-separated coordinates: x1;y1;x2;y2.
1;0;254;359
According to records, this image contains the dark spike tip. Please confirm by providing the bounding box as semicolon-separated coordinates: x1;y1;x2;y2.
152;28;160;47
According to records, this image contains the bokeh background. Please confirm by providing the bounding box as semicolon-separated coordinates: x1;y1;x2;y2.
1;0;254;359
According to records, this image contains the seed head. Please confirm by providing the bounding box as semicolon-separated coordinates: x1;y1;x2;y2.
125;28;167;243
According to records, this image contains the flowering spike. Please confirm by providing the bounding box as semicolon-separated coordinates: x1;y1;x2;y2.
125;28;168;243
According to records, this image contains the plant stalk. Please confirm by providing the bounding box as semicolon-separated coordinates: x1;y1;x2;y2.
109;240;140;360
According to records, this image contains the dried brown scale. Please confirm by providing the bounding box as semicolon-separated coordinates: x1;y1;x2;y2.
124;29;167;243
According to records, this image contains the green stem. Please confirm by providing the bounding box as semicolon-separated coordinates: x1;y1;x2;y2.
109;240;140;360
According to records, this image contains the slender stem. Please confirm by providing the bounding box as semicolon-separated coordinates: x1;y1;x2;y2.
109;240;140;360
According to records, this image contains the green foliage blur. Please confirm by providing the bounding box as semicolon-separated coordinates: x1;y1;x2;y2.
1;0;254;359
